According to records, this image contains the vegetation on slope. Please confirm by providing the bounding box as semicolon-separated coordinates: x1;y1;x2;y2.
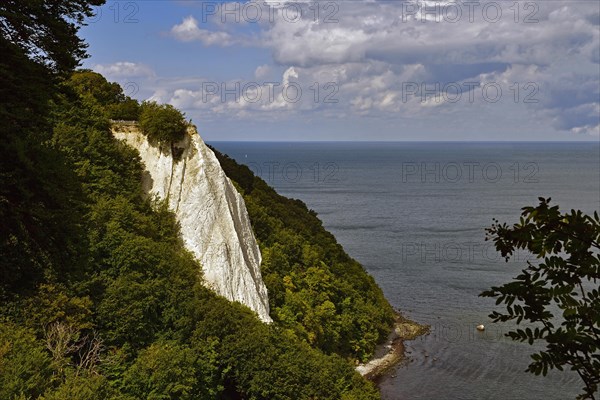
211;150;395;362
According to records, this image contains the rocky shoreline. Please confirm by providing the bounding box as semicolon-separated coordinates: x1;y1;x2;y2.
357;311;429;380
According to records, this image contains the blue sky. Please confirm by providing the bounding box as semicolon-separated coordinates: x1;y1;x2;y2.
81;0;600;141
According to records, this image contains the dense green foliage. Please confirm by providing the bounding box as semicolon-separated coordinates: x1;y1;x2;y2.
0;0;103;73
212;151;395;362
1;2;93;292
68;70;141;120
139;101;187;145
0;1;392;397
481;198;600;399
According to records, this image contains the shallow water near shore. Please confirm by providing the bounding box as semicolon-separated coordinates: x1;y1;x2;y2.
211;141;599;400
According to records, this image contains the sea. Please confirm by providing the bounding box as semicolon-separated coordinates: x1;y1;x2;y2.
210;141;600;400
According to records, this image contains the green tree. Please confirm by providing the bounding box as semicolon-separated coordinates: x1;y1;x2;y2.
0;0;104;73
0;0;105;132
122;342;200;400
41;372;122;400
481;198;600;399
0;322;53;399
1;0;105;297
108;99;141;121
139;102;187;145
68;70;125;105
67;70;141;120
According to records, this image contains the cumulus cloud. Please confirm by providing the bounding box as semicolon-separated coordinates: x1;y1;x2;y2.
260;1;599;68
254;64;271;79
171;16;234;46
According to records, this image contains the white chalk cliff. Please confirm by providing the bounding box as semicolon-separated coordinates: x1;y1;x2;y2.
111;122;272;323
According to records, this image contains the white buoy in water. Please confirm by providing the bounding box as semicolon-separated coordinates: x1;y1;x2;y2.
476;324;485;331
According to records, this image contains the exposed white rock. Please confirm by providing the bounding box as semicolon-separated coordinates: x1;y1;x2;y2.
111;122;272;323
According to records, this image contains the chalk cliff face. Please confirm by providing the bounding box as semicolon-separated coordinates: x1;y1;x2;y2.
111;123;272;323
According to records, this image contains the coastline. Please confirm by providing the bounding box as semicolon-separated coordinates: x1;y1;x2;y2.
357;311;429;381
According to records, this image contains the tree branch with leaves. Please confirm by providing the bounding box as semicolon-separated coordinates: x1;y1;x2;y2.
481;198;600;399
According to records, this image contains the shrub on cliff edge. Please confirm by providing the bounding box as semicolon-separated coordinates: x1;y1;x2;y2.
139;101;187;145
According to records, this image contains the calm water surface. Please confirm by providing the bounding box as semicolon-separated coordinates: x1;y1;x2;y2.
211;141;600;400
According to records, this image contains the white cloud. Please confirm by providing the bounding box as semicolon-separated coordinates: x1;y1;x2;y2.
571;124;600;137
171;16;233;46
93;62;155;79
257;1;599;69
254;64;271;79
